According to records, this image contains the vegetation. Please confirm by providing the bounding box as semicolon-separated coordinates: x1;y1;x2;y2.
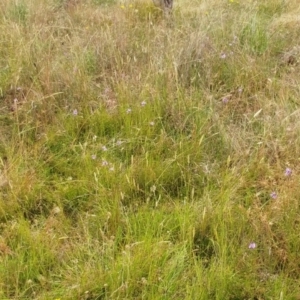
1;0;300;298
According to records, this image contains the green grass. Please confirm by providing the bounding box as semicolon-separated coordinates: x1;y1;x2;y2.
1;0;300;299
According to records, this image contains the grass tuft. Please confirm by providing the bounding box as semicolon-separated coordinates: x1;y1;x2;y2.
1;0;300;299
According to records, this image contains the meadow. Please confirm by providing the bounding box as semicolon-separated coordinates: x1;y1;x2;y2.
1;0;300;299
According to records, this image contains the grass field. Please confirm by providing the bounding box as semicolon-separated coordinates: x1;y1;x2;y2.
1;0;300;299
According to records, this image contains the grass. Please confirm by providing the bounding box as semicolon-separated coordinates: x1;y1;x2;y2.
1;0;300;298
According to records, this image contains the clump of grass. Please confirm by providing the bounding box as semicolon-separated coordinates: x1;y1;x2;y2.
1;0;300;299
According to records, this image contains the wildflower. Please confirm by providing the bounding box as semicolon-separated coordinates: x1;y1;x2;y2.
126;108;132;114
284;167;292;177
51;206;61;215
248;242;257;249
92;135;97;142
102;146;108;151
141;101;147;107
270;192;277;199
116;140;122;146
102;160;109;166
91;154;97;160
73;109;78;116
220;53;226;59
149;121;155;126
238;87;243;94
150;185;157;193
222;97;229;104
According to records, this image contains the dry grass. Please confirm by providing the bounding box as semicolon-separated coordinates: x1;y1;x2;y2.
1;0;300;299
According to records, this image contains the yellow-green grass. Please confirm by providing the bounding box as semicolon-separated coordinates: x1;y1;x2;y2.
1;0;300;299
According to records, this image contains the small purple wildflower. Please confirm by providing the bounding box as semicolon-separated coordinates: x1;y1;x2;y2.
220;52;226;59
101;160;109;166
222;97;229;104
284;167;292;177
141;101;147;107
270;192;277;199
91;154;97;160
73;109;78;116
248;242;257;249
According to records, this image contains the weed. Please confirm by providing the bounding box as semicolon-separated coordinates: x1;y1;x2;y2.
1;0;300;299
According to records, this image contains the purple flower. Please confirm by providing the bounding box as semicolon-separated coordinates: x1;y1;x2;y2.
248;242;257;249
73;109;78;116
220;53;226;59
284;167;292;177
270;192;277;199
101;160;109;166
222;97;229;104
